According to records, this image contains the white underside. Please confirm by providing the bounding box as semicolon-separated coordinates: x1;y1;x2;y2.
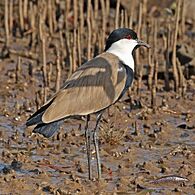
106;39;138;71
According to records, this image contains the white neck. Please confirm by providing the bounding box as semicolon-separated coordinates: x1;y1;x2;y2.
106;39;138;71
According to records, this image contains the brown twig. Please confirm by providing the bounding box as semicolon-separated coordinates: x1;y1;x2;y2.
100;0;106;51
9;0;13;37
136;2;143;95
73;0;78;29
47;62;53;88
19;0;24;34
77;28;82;66
120;9;124;27
29;1;36;48
172;0;181;92
16;56;21;83
115;0;120;29
87;0;92;60
72;29;77;72
79;0;84;56
164;24;170;91
181;0;186;38
5;0;9;46
129;0;135;28
55;47;61;92
48;0;53;35
151;19;158;111
177;58;186;97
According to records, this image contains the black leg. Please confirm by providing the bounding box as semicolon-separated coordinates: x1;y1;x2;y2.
93;112;103;180
85;115;92;180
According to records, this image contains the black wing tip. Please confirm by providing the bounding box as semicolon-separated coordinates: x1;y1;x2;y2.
26;99;55;127
26;116;43;126
26;117;33;126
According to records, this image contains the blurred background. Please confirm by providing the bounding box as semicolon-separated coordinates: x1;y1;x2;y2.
0;0;195;194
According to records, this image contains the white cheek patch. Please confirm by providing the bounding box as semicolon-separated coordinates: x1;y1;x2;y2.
106;39;137;71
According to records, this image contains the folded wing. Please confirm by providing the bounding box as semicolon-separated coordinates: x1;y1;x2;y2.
35;53;127;124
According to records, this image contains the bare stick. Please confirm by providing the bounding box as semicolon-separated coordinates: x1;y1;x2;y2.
66;32;73;77
87;0;92;60
79;0;84;36
79;0;84;61
39;25;47;86
9;0;13;37
177;58;186;97
29;2;36;48
136;3;143;95
97;32;102;54
152;60;158;111
120;9;124;27
94;0;99;22
106;0;110;19
100;0;106;51
147;20;153;90
55;47;61;92
48;0;53;35
72;29;77;72
28;61;34;83
147;45;153;90
129;0;135;28
124;10;128;27
73;0;78;29
47;62;53;88
115;0;120;29
151;20;158;110
38;1;47;103
16;56;21;83
164;24;170;91
52;1;57;32
172;0;181;92
77;27;82;66
19;0;24;34
23;0;28;19
181;0;186;38
5;0;9;46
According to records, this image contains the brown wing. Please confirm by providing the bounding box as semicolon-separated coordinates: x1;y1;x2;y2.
42;53;127;123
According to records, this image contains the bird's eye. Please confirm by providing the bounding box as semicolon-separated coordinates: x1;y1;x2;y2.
125;35;131;40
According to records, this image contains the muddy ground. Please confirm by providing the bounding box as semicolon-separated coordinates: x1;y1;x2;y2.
0;0;195;194
0;48;195;195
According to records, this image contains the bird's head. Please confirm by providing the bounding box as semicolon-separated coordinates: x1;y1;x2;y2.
104;28;150;52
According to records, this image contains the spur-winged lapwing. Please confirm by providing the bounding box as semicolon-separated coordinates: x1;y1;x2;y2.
26;28;150;180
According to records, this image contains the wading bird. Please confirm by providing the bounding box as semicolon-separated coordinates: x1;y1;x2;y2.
26;28;150;180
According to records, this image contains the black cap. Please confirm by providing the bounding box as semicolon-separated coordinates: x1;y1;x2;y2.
105;28;138;51
105;28;150;51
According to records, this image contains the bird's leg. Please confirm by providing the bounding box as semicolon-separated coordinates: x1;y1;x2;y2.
85;115;92;180
93;112;103;180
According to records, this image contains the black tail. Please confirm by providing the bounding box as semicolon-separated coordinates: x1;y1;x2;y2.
33;120;63;138
26;98;62;138
26;99;54;126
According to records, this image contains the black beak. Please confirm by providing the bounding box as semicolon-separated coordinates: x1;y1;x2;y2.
137;39;150;48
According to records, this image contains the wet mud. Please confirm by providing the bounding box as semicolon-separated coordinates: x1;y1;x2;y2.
0;0;195;194
0;54;194;194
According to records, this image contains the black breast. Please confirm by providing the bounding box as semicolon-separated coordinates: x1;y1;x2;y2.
117;64;134;100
